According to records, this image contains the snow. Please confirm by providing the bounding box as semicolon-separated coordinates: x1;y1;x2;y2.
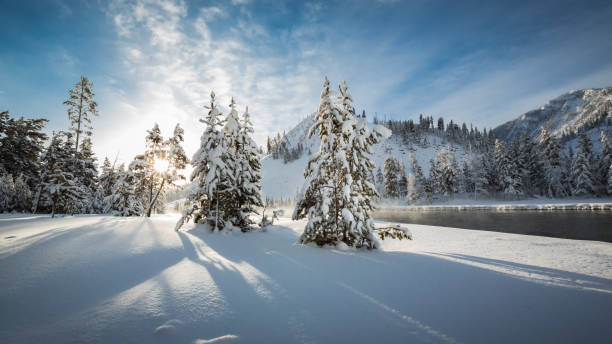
1;214;611;343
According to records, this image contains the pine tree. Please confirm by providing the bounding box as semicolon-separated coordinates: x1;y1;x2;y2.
219;98;241;227
233;106;263;230
598;131;612;195
104;164;143;216
384;157;400;198
375;167;384;193
176;91;229;231
521;134;543;195
409;153;425;202
0;173;15;212
541;128;566;197
13;174;32;212
75;138;99;212
0;112;47;190
437;148;459;196
429;158;442;196
571;131;595;196
494;139;522;196
99;157;116;204
39;132;86;217
293;77;353;246
63;76;98;159
339;81;389;248
144;123;188;217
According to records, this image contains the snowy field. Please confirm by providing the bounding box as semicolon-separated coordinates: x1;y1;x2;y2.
1;215;612;343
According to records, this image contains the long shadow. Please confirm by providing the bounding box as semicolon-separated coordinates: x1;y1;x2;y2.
179;224;612;344
427;252;612;293
0;218;184;341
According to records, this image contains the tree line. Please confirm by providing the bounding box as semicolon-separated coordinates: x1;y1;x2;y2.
377;129;612;203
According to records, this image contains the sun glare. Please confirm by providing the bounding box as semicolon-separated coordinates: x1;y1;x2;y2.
154;158;169;173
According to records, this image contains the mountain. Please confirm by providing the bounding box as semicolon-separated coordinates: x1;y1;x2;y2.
261;115;474;200
492;87;612;145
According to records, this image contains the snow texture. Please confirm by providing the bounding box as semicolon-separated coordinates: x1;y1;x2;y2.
1;214;611;343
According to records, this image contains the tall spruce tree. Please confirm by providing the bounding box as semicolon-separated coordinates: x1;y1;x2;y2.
598;131;612;195
176;91;229;231
104;164;142;216
63;76;98;158
233;106;263;230
383;157;400;198
293;77;353;246
571;131;595;196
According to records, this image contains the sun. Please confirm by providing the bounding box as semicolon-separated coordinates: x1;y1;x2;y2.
154;158;169;173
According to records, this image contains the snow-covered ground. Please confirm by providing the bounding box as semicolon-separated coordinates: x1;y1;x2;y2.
1;215;611;343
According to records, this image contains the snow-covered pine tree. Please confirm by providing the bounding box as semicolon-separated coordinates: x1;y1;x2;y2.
437;148;459;196
429;158;442;196
39;132;85;217
144;123;188;217
494;139;522;196
409;153;425;202
130;124;166;216
63;76;98;159
0;112;47;190
520;134;543;195
571;131;595;196
540;128;567;197
176;91;229;231
339;81;389;248
232;106;263;230
293;77;355;247
98;157;117;207
0;173;14;212
384;156;400;198
104;164;143;216
75;138;99;213
598;131;612;195
13;174;32;212
219;98;242;227
461;160;474;194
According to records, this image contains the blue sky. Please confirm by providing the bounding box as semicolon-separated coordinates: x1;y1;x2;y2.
1;0;612;163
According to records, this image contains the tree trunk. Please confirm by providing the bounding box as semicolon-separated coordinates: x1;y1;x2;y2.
146;178;165;217
51;202;56;218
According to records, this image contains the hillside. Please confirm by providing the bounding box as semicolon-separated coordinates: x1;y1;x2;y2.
492;87;612;147
261;115;474;200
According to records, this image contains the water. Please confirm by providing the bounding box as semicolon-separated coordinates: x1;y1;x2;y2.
373;209;612;242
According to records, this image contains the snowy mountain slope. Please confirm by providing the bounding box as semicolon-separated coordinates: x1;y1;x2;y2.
492;87;612;144
1;214;611;343
261;115;472;200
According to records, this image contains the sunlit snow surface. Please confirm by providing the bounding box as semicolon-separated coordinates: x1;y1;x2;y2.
1;214;611;343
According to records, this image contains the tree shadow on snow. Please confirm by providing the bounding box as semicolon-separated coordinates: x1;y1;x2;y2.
177;224;612;344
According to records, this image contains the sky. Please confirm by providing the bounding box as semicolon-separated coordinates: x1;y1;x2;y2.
1;0;612;165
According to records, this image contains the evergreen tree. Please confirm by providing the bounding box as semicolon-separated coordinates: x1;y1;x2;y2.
541;128;566;197
39;132;86;217
571;131;595;196
341;82;389;248
63;76;98;159
494;139;522;196
0;111;47;189
144;124;188;217
76;138;99;212
0;173;14;212
375;167;384;193
233;106;263;230
13;175;32;212
176;91;229;231
429;158;442;196
384;157;400;198
98;157;116;204
521;134;543;195
104;164;142;216
293;77;354;246
437;148;459;196
598;131;612;195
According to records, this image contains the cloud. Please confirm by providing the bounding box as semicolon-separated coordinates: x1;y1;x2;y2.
100;0;325;164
